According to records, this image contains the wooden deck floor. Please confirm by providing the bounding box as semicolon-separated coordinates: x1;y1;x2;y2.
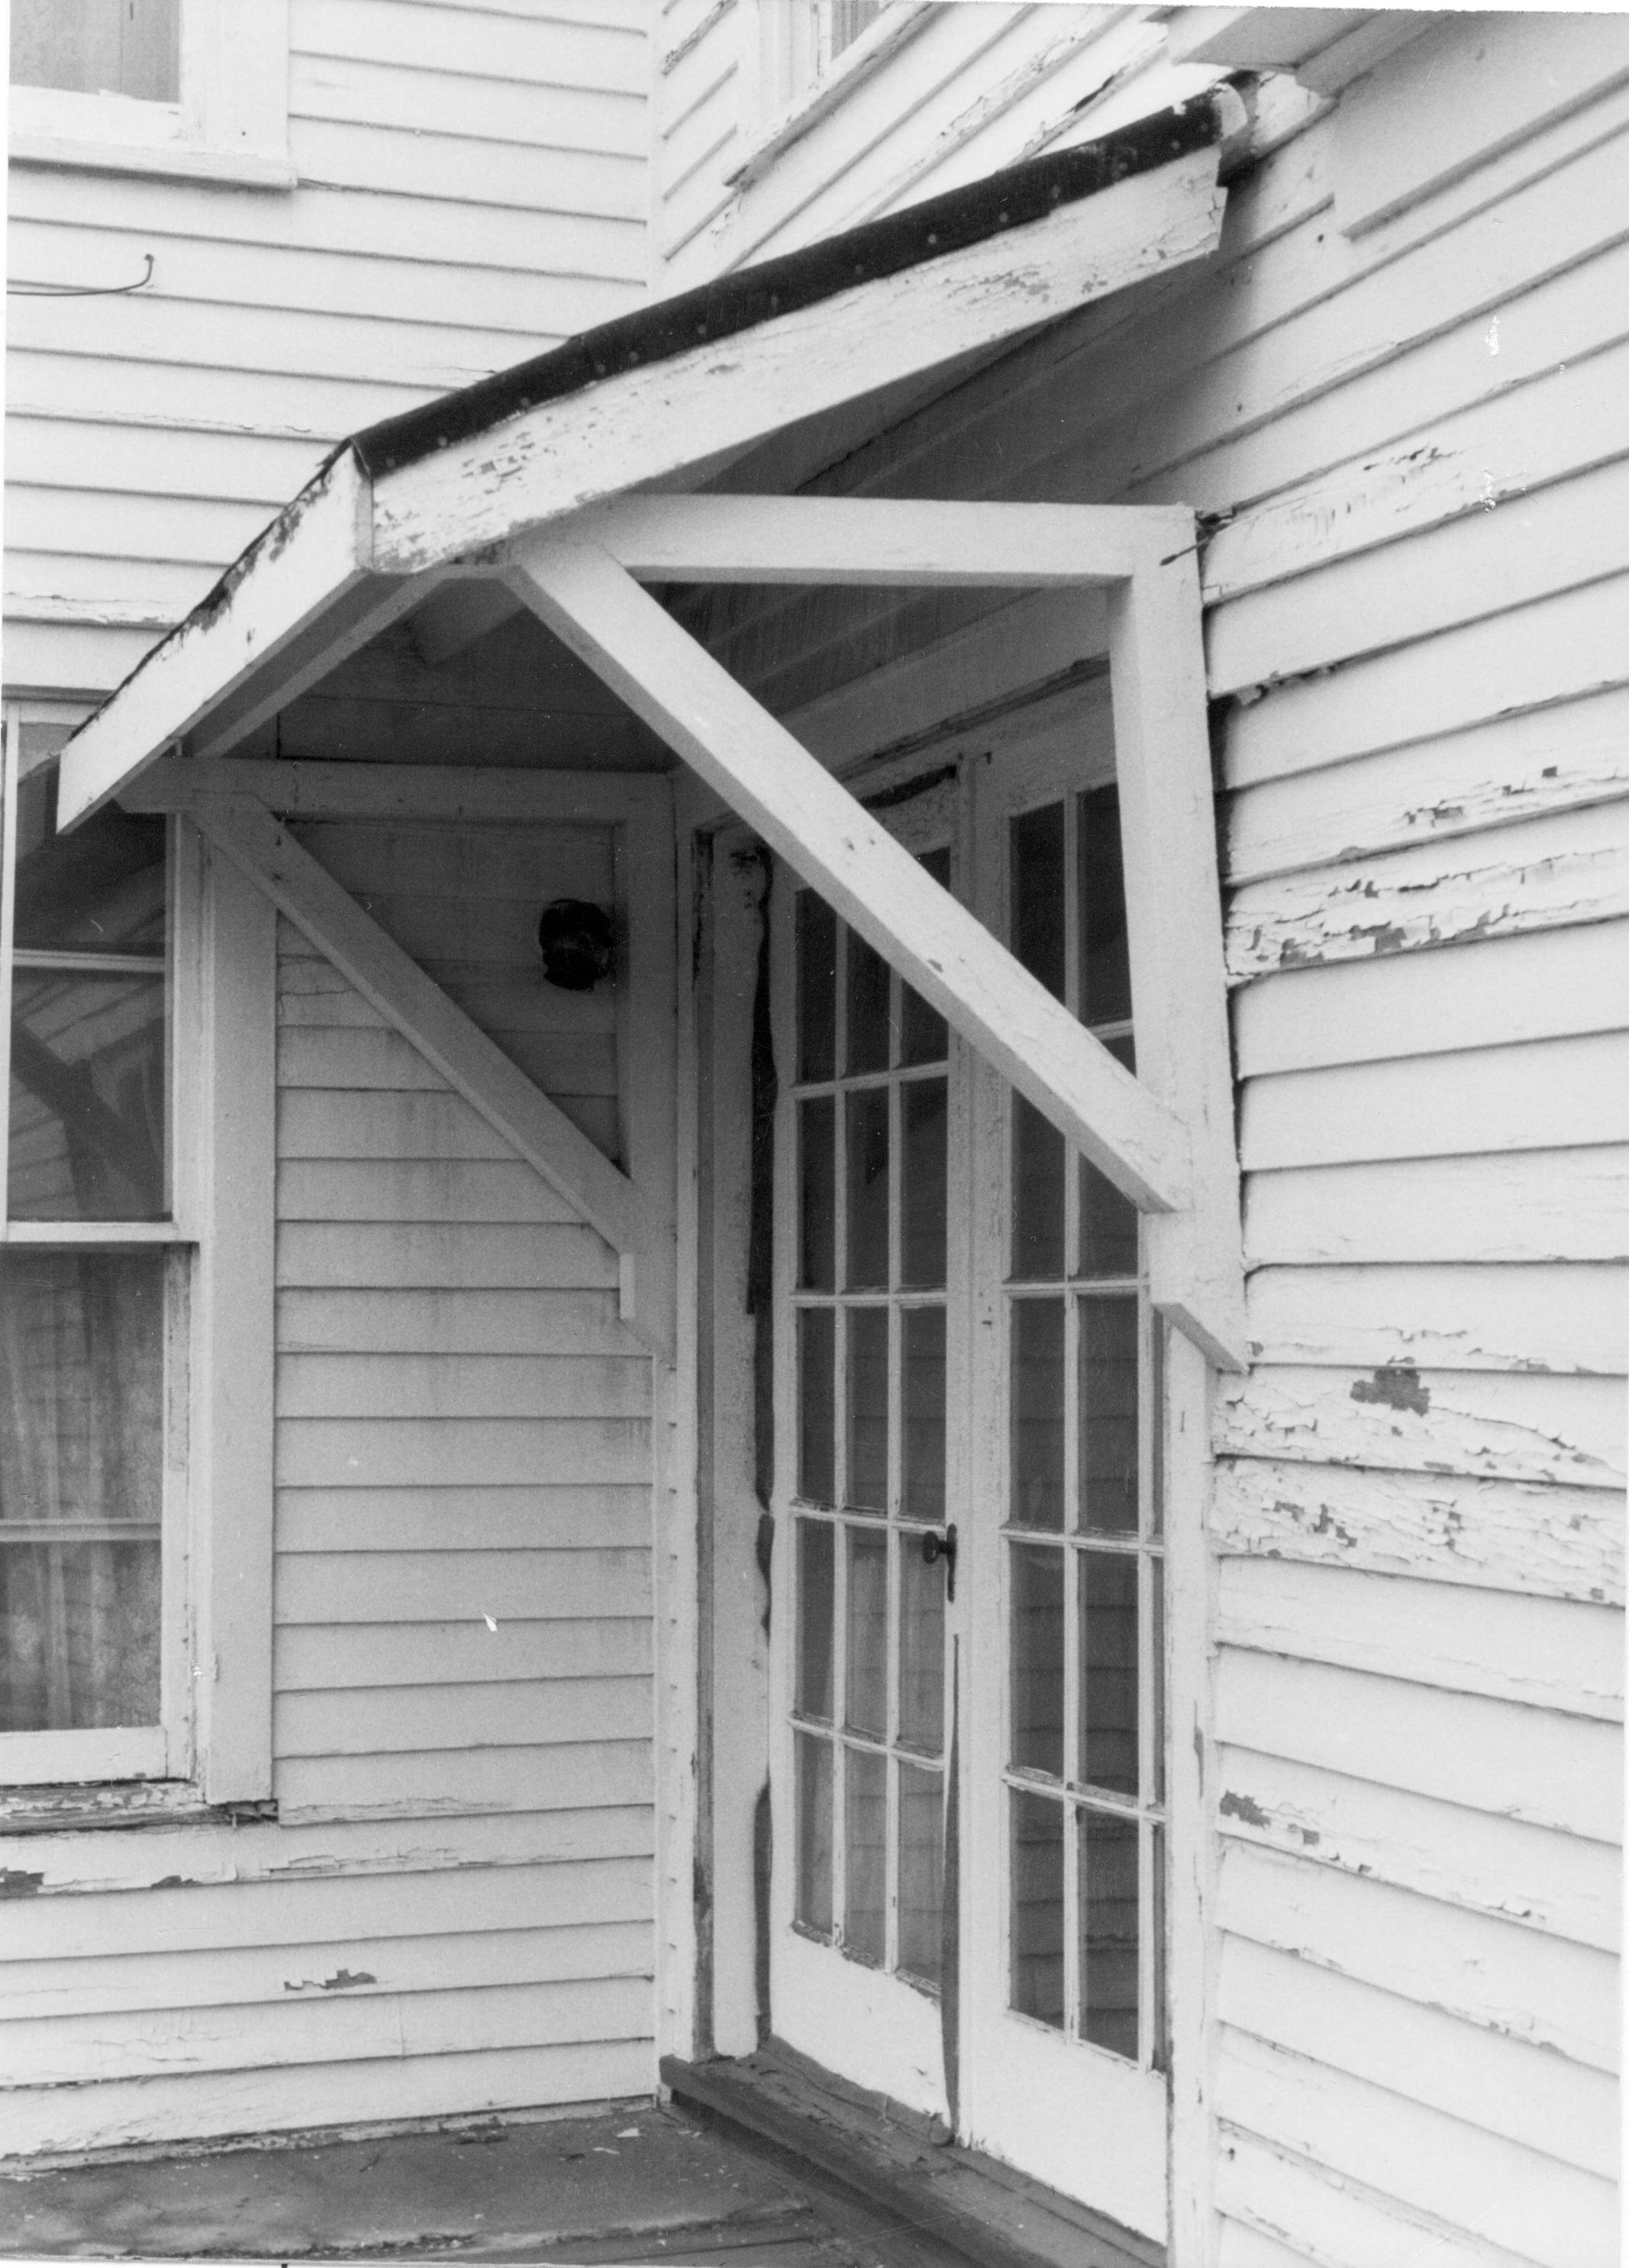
0;2102;966;2266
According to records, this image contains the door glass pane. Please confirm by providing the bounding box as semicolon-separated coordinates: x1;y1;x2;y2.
1079;1808;1138;2058
795;1732;834;1935
0;1250;163;1733
1010;1789;1065;2028
1079;1295;1138;1534
1011;1300;1064;1531
1151;1557;1166;1805
798;1311;835;1507
1079;1550;1139;1797
847;1307;888;1511
844;1747;888;1965
845;1527;889;1738
798;1098;835;1292
1009;1544;1064;1779
1011;1096;1064;1280
898;1540;944;1754
797;892;837;1083
901;1306;945;1524
795;1518;834;1721
1079;1037;1138;1279
900;1078;947;1287
1077;785;1131;1026
897;1762;943;1986
847;934;892;1075
900;848;950;1066
1011;803;1066;999
844;1089;889;1289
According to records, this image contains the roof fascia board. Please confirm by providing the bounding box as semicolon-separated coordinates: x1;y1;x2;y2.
58;450;375;830
369;139;1226;576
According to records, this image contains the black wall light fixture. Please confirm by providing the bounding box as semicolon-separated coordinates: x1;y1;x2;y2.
537;898;615;991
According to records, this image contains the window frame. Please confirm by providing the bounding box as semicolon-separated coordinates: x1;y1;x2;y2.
8;0;294;190
0;705;276;1807
737;0;935;189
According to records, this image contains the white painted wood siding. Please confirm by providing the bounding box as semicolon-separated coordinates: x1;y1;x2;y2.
673;21;1627;2259
5;0;650;695
0;824;656;2152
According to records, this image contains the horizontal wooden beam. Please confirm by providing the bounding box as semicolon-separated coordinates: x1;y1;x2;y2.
121;757;669;826
579;494;1178;587
372;144;1225;574
57;451;374;829
509;537;1192;1215
186;792;665;1354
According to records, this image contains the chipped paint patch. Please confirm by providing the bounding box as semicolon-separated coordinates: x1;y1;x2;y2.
0;1868;44;1897
1350;1363;1431;1416
283;1970;377;1995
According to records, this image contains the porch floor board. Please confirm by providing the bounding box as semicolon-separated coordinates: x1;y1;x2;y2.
0;2103;965;2266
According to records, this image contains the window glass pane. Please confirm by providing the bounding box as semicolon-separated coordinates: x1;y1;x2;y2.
844;1746;887;1965
898;1540;944;1755
795;1732;834;1936
897;1763;943;1987
1010;1789;1064;2028
1079;1034;1138;1279
795;1517;834;1721
11;0;180;102
1011;1095;1064;1281
829;0;882;60
901;1306;945;1524
10;773;168;1224
845;1527;888;1739
846;1306;888;1511
1079;1294;1139;1534
0;1250;163;1733
798;1098;835;1292
797;1311;835;1507
844;1087;889;1289
797;892;837;1084
1011;803;1066;1000
1079;1549;1139;1797
1008;1543;1064;1779
1077;784;1132;1027
900;1077;947;1288
900;848;950;1066
846;932;892;1075
1079;1807;1139;2058
1011;1299;1064;1531
1151;1556;1166;1807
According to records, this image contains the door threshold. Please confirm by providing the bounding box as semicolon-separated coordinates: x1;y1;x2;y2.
661;2041;1164;2268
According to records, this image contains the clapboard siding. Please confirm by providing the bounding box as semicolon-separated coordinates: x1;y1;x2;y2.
5;0;650;690
0;818;656;2145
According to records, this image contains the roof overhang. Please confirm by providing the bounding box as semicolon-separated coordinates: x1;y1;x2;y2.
57;96;1231;830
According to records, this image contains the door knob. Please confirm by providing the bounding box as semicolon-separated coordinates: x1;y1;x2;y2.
921;1523;958;1601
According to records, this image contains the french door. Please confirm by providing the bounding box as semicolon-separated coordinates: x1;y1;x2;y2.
768;684;1172;2239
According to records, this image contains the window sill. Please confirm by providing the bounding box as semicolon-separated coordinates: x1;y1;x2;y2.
0;1780;276;1837
730;0;937;192
9;131;296;190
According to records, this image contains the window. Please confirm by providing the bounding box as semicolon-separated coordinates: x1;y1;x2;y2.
8;0;293;189
749;0;924;165
0;711;275;1802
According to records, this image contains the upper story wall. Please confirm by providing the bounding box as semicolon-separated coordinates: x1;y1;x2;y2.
654;0;1224;285
5;0;652;698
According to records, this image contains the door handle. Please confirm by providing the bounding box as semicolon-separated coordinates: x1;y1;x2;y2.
921;1523;958;1602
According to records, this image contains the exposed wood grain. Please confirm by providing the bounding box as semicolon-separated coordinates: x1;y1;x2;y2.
1241;1031;1629;1171
1244;1151;1629;1268
1214;1365;1625;1491
276;1483;650;1554
1227;687;1629;887
1214;1557;1623;1718
277;1089;529;1161
1212;1457;1623;1605
276;1221;619;1290
276;1160;584;1224
0;2040;656;2162
1244;1263;1627;1376
1215;1744;1619;1953
275;1676;652;1757
275;1417;650;1490
275;1549;652;1624
275;1738;653;1822
1226;798;1629;982
276;1351;651;1421
1231;923;1629;1076
276;1287;630;1357
275;1618;653;1690
1214;1651;1624;1841
1218;1934;1618;2177
1215;2028;1615;2268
